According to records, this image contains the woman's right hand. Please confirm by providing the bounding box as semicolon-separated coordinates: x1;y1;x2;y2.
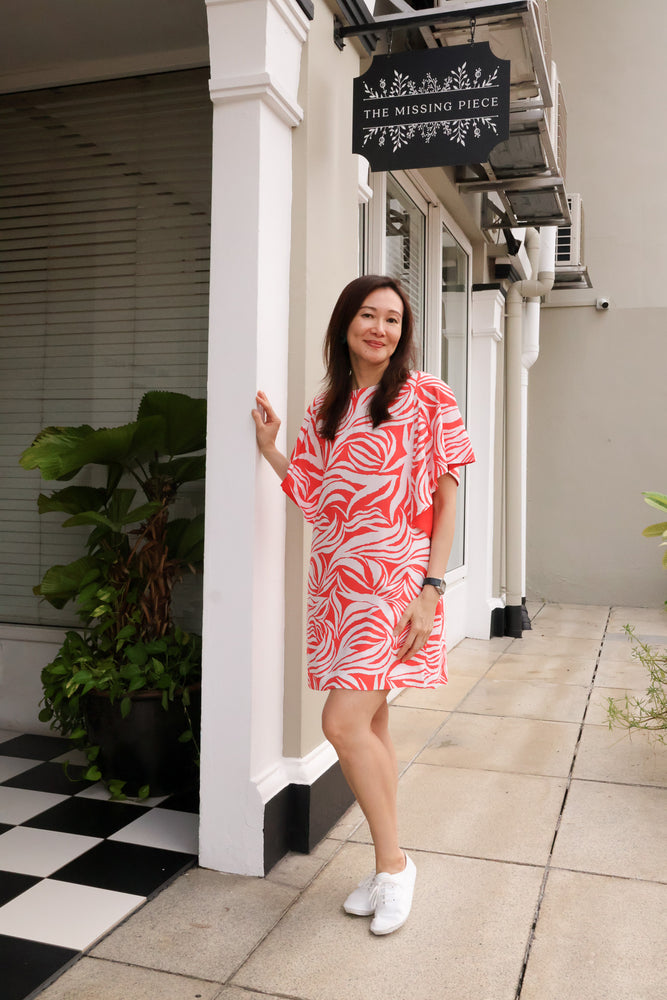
252;391;290;480
252;390;281;454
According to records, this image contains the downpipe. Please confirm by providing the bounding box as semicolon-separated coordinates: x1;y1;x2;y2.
505;227;556;637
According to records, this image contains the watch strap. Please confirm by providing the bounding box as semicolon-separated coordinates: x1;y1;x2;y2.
423;576;446;595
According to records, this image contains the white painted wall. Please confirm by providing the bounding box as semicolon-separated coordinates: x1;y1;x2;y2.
527;0;667;606
198;0;310;876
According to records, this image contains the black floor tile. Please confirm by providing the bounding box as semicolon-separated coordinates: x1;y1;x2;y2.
0;735;72;761
2;761;89;795
22;796;143;838
52;839;197;896
1;934;79;1000
0;871;42;907
160;786;200;813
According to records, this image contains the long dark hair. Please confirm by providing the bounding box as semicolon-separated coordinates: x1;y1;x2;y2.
317;275;415;440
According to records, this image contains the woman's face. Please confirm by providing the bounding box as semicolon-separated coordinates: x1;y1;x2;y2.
345;287;404;376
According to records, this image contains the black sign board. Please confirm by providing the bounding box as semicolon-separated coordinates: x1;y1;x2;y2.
352;43;510;171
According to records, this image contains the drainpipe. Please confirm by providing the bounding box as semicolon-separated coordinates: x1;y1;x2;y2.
505;227;556;636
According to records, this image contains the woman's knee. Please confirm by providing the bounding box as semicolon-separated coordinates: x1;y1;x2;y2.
322;691;384;751
321;700;352;749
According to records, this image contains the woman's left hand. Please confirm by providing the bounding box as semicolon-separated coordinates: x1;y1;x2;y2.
394;589;441;662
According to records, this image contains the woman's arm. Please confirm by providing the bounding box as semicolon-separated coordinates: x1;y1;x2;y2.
394;472;458;662
252;390;290;480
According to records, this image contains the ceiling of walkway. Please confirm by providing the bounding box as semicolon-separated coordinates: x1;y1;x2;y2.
1;0;209;92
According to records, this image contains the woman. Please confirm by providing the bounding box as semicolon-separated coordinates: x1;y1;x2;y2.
252;275;474;935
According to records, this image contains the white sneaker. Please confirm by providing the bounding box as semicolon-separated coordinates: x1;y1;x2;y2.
369;854;416;935
343;871;377;916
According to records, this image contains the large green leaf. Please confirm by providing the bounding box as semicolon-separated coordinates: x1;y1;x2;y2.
150;455;206;485
19;418;165;481
38;486;107;517
19;426;95;479
35;556;101;609
137;392;206;456
166;514;205;565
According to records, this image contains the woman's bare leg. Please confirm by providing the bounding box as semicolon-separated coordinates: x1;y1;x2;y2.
322;689;404;874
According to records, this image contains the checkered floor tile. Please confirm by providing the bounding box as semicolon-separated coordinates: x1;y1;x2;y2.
0;729;198;1000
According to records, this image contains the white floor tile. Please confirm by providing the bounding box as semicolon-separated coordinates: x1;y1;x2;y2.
0;786;68;824
108;808;198;854
0;756;39;782
0;825;102;876
0;878;145;950
74;782;166;807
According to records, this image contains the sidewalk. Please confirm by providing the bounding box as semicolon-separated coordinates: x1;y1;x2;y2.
39;604;667;1000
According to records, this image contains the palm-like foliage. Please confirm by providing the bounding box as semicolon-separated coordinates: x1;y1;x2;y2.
19;392;206;788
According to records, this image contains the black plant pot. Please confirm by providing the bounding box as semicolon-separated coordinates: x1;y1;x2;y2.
84;685;201;797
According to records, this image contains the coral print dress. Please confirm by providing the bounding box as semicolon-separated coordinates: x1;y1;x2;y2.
281;371;475;691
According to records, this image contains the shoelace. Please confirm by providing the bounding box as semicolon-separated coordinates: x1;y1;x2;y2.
370;877;401;909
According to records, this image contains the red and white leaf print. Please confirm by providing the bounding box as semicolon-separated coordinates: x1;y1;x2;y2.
282;371;474;690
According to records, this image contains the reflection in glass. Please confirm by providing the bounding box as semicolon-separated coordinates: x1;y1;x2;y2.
385;174;425;363
441;225;469;572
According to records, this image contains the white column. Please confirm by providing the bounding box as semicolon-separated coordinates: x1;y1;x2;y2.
466;288;505;639
199;0;309;875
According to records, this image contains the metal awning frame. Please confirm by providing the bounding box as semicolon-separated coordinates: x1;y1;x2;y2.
335;0;553;111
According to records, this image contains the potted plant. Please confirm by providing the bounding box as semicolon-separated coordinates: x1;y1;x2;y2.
19;391;206;798
607;491;667;743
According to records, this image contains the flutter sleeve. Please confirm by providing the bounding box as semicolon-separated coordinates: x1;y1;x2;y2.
281;400;324;524
412;373;475;533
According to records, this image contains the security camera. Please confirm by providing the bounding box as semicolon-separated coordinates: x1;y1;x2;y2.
596;297;610;311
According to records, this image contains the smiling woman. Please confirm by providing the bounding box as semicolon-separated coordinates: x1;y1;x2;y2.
252;274;474;935
344;287;403;386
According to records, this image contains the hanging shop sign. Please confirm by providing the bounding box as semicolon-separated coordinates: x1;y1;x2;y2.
352;42;510;171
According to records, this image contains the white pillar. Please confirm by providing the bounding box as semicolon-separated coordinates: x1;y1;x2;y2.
466;288;505;639
199;0;309;875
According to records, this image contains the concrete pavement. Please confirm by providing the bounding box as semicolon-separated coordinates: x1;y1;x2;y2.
40;603;667;1000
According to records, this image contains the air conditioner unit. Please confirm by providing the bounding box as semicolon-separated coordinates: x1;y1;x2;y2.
553;193;592;288
556;193;583;267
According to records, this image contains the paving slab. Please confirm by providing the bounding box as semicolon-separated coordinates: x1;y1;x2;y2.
418;714;579;778
232;842;542;1000
266;838;341;891
91;866;299;982
585;686;646;726
505;636;602;659
327;800;365;841
595;653;654;689
395;672;481;711
38;957;222;1000
573;724;667;787
520;869;667;1000
522;619;607;639
552;779;667;881
530;605;610;628
388;703;449;761
352;762;566;866
457;676;590;723
487;653;594;686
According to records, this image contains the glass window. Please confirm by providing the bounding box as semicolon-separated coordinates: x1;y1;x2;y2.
385;174;426;362
441;224;469;571
0;71;211;626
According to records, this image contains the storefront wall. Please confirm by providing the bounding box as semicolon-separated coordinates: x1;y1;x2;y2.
527;0;667;606
0;0;516;875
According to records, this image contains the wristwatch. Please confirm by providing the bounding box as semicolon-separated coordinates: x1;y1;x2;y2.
423;576;446;596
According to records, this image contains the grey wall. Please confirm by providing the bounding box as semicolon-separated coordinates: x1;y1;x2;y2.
527;0;667;607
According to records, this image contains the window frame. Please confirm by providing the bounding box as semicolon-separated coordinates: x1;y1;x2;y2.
367;168;473;581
